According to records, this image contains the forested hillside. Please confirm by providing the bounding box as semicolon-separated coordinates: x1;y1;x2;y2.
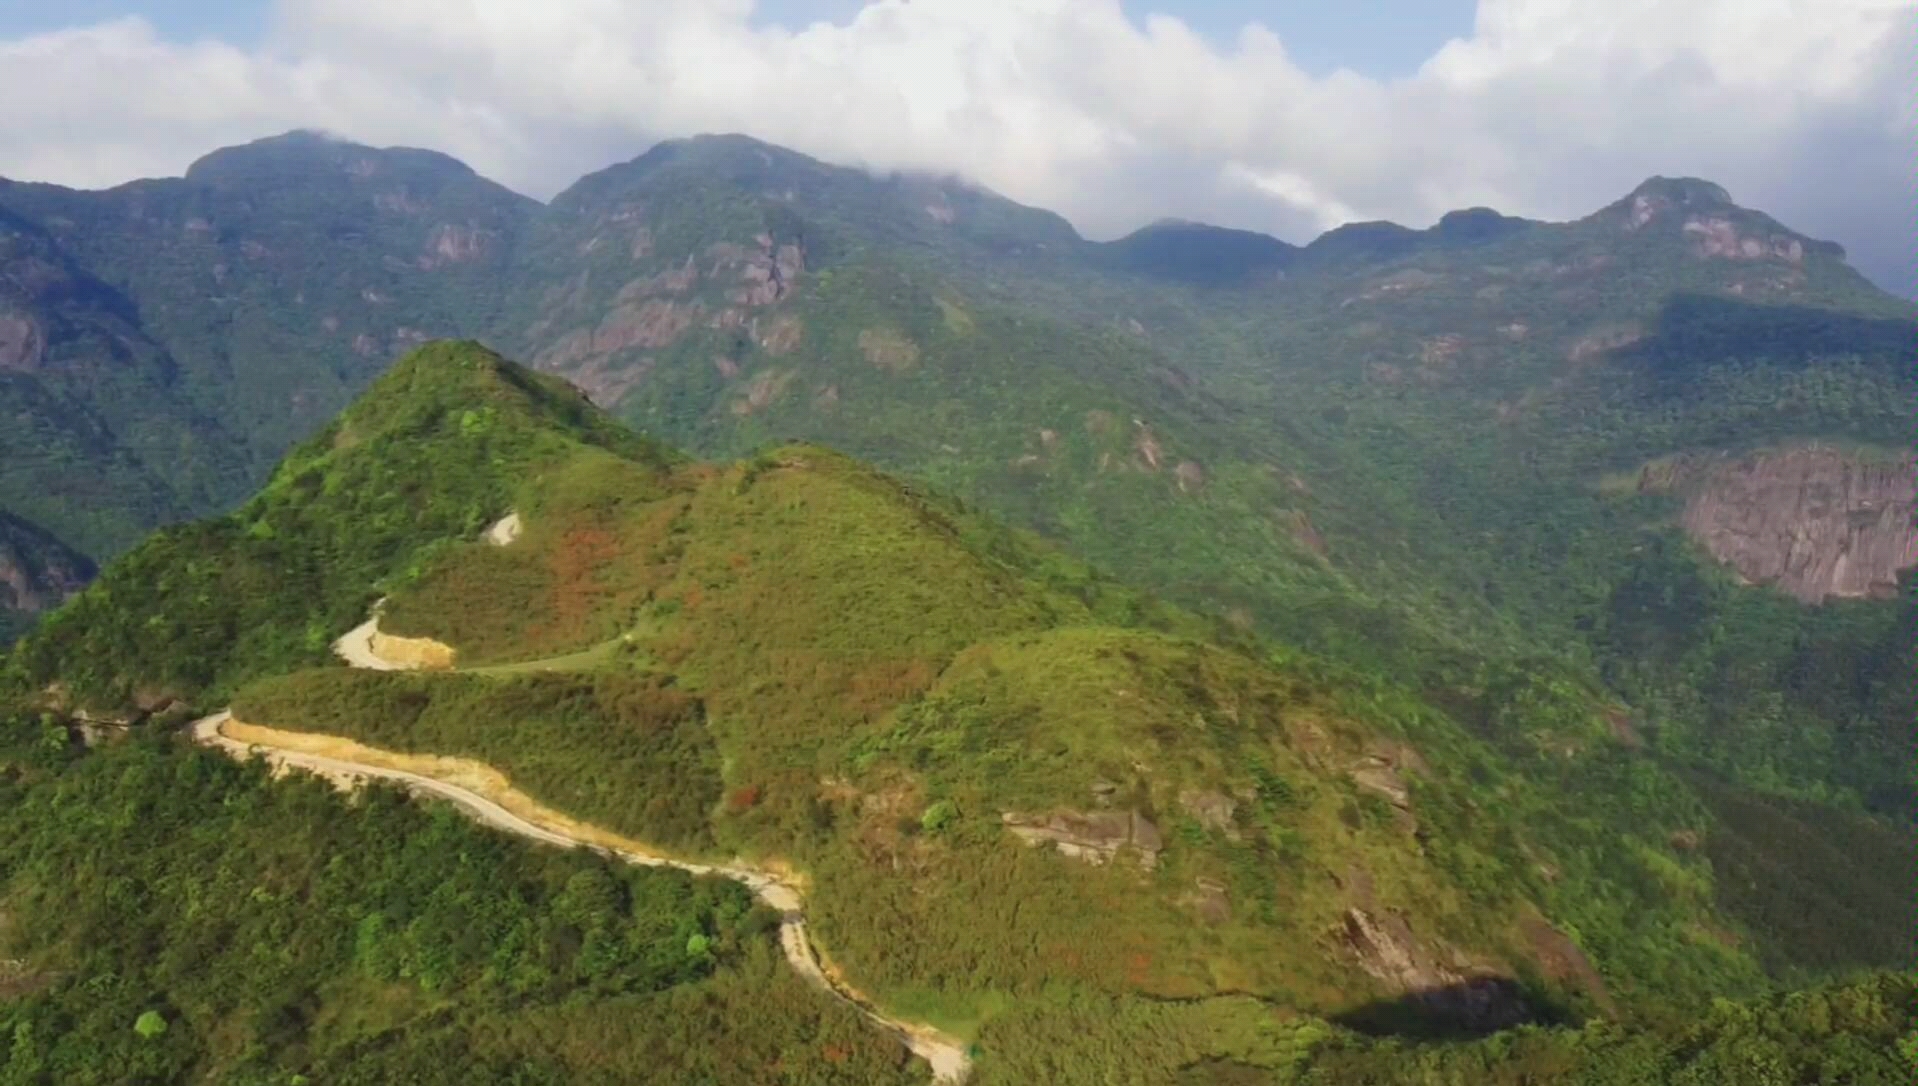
7;343;1908;1085
2;128;1912;1081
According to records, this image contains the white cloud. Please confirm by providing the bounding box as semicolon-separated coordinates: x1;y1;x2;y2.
0;0;1908;291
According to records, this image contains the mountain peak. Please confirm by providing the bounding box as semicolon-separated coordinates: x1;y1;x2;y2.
1432;206;1533;246
1626;176;1736;209
1300;219;1422;266
624;132;827;178
340;340;593;432
185;130;479;186
1104;219;1297;285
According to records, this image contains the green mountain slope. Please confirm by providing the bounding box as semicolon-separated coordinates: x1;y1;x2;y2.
0;709;929;1086
8;342;1910;1076
7;709;1910;1086
2;131;1910;830
6;342;672;705
0;131;540;555
0;205;241;555
486;137;1917;827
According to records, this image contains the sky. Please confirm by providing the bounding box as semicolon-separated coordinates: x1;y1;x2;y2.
0;0;1908;293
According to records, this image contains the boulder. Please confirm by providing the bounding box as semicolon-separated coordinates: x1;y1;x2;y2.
1002;808;1163;868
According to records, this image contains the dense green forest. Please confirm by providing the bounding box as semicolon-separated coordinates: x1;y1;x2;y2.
971;973;1918;1085
4;133;1913;836
10;343;1908;1056
3;711;1910;1085
0;710;927;1085
3;134;1914;1081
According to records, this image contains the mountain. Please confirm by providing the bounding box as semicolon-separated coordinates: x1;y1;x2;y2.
0;130;540;554
5;342;1909;1081
2;132;1912;826
0;204;239;555
7;341;669;705
484;138;1917;822
1101;219;1299;285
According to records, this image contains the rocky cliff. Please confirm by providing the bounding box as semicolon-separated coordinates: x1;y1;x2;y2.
0;512;94;631
1646;446;1916;603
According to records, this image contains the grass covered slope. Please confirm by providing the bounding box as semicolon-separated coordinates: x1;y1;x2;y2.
234;671;724;854
8;712;1907;1086
25;341;1905;1062
5;341;677;707
496;136;1917;836
208;363;1905;1043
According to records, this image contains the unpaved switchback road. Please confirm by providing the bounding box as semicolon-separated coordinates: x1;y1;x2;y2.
331;615;404;671
188;710;971;1082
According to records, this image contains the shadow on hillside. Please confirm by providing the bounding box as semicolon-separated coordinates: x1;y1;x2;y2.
1331;976;1571;1041
1617;293;1917;375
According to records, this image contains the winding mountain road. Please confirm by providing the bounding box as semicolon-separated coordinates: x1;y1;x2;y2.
188;592;972;1081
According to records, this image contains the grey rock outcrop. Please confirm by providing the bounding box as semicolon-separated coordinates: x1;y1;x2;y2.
1002;808;1163;868
1656;446;1917;603
0;513;94;621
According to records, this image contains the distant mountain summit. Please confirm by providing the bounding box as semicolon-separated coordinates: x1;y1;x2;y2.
184;129;486;186
1;132;1911;840
1102;219;1299;285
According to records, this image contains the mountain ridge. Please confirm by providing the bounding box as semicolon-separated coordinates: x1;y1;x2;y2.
10;131;1870;271
2;128;1911;829
12;342;1910;1074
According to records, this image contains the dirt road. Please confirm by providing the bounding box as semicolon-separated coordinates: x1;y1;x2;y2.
188;710;971;1082
330;616;405;671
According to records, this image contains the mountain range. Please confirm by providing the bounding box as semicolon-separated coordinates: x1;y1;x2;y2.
0;129;1913;1081
4;340;1911;1083
3;129;1912;812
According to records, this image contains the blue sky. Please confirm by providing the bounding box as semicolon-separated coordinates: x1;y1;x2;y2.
0;0;1477;78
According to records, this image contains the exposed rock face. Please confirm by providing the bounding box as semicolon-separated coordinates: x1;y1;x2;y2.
1519;914;1615;1013
1181;877;1231;924
419;223;494;268
0;514;95;621
1339;907;1531;1031
1133;422;1164;471
1283;509;1329;559
730;368;796;416
1348;742;1425;835
1340;906;1455;991
0;313;43;372
1178;789;1237;833
712;234;805;308
1002;808;1163;868
1174;461;1206;493
758;313;804;356
592;298;699;356
1566;324;1644;363
1659;446;1917;603
568;353;655;409
1682;217;1805;264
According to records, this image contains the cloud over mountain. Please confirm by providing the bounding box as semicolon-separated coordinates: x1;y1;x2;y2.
1;0;1909;289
